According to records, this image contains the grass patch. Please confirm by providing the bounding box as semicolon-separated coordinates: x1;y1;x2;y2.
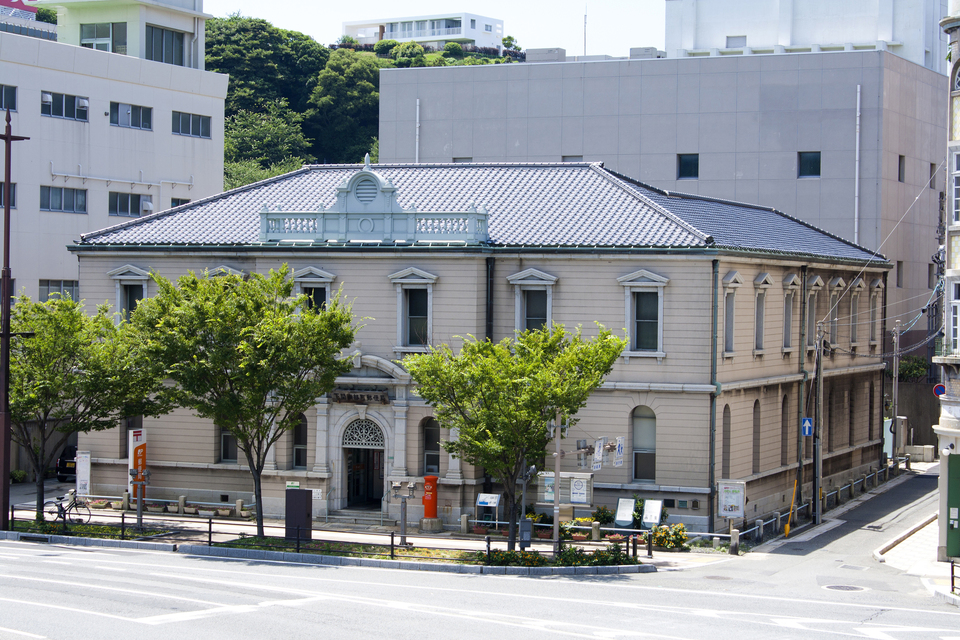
13;519;171;539
216;536;479;563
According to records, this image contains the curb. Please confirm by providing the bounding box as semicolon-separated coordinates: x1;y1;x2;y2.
0;529;177;552
175;544;657;575
872;512;938;562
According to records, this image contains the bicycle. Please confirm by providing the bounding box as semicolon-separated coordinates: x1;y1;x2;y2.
42;490;91;525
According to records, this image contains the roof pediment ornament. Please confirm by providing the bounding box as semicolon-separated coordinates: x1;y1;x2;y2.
783;273;801;289
259;166;489;245
754;272;774;288
507;268;559;286
617;269;669;288
388;267;439;284
107;264;150;280
722;270;744;288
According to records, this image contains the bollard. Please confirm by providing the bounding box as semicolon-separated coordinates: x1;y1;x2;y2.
236;498;244;516
296;526;301;553
390;531;395;559
632;535;638;558
775;512;782;533
905;454;911;471
729;528;740;555
121;511;126;540
485;535;491;563
755;519;763;544
178;496;186;515
592;521;601;541
460;514;469;534
122;491;130;511
712;536;720;549
208;517;213;546
647;531;653;558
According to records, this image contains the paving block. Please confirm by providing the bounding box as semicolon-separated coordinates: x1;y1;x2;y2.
618;565;640;574
460;565;483;574
264;550;284;561
483;566;507;575
340;556;362;566
551;566;577;575
637;564;657;573
596;565;619;575
505;566;530;575
528;567;553;576
575;566;598;575
421;562;443;571
379;560;402;570
318;555;341;565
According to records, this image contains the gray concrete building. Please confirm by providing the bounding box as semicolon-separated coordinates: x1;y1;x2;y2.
378;50;946;348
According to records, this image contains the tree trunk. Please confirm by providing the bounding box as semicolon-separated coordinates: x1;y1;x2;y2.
252;470;264;537
34;465;45;519
505;490;517;551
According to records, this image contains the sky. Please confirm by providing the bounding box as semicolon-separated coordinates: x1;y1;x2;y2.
199;0;667;58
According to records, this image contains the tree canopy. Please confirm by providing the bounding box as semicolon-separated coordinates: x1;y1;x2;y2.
128;266;358;535
404;325;626;549
307;48;381;164
10;296;169;516
224;98;313;168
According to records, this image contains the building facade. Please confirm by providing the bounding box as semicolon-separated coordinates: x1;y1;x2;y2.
342;12;503;50
69;161;889;532
0;0;226;307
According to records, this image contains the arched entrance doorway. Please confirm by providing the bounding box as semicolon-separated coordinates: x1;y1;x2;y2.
342;419;385;507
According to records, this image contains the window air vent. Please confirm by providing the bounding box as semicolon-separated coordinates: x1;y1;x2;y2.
355;179;377;204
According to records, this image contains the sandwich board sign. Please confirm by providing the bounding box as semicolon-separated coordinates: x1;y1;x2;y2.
718;481;746;519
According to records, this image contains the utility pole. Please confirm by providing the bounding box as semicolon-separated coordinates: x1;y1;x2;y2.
814;321;825;525
1;109;28;531
892;320;901;473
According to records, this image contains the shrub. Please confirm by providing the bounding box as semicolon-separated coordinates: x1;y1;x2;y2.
591;543;636;566
337;35;359;46
443;42;464;58
392;41;425;60
486;549;520;566
519;550;548;567
555;545;589;566
591;505;614;526
638;523;688;550
374;39;399;56
10;469;27;483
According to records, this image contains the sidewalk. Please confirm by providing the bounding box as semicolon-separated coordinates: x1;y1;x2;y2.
876;515;960;607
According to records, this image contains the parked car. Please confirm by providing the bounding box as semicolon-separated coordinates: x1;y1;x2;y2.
56;445;77;482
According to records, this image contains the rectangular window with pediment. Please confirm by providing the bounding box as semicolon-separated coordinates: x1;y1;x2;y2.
618;269;668;358
390;267;438;352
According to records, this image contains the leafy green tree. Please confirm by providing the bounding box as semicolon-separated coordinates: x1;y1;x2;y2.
392;41;425;59
404;325;626;549
35;8;57;24
368;137;379;163
374;39;399;56
224;98;313;168
443;42;464;58
223;157;306;190
205;16;329;117
502;35;521;52
337;34;359;46
307;48;380;164
128;266;357;536
10;296;169;517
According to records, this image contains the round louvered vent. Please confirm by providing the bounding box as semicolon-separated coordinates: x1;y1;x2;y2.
355;179;377;204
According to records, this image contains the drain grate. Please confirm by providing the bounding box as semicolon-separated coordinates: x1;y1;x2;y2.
824;584;866;592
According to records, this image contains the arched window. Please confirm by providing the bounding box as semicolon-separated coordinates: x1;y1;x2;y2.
423;418;440;474
722;405;731;478
752;400;761;474
293;414;308;469
632;406;656;483
848;388;856;448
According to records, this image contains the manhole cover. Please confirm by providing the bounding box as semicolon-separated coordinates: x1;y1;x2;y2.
823;585;867;592
840;565;868;571
704;576;732;581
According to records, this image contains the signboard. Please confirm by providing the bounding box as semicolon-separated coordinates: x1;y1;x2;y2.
476;493;500;508
592;438;603;471
802;417;813;437
615;498;635;527
127;428;146;500
570;478;588;504
543;476;555;502
718;481;746;518
286;481;301;489
614;437;624;467
641;499;663;528
311;489;323;500
934;383;946;397
75;451;91;497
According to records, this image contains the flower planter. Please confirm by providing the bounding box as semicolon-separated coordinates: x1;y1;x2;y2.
145;506;164;513
183;507;199;515
240;510;253;518
570;533;588;541
472;527;489;535
166;505;180;514
198;510;215;518
535;531;553;539
217;509;233;517
109;502;124;510
605;535;626;543
89;502;108;510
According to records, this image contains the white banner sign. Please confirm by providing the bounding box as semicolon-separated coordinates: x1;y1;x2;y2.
543;476;555;502
75;451;91;497
476;493;500;507
642;499;663;528
570;477;588;504
614;436;624;467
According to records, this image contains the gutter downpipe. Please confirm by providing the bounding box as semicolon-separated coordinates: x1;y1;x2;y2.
709;259;719;533
854;85;862;245
880;270;889;470
191;1;199;70
415;99;420;164
796;265;809;507
485;257;495;341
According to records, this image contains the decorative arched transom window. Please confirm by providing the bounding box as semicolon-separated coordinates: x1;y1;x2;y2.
342;419;385;449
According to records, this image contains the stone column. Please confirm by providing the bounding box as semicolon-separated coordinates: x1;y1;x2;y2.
393;404;408;477
445;427;463;480
313;399;331;474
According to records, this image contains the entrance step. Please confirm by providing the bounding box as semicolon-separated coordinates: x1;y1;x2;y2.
323;509;396;527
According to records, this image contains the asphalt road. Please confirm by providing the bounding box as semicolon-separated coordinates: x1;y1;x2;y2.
0;468;956;640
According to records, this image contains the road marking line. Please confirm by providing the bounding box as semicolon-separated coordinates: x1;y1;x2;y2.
0;595;132;621
41;561;72;566
0;574;225;606
0;626;45;639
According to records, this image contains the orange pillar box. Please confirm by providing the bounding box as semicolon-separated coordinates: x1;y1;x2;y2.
422;475;439;519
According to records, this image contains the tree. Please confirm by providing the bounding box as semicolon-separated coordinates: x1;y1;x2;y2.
307;48;380;163
205;16;329;117
35;8;57;24
337;34;359;46
368;137;379;163
443;42;464;58
224;98;314;168
128;266;357;536
223;157;306;191
404;325;626;549
373;39;399;56
10;296;169;517
502;35;521;52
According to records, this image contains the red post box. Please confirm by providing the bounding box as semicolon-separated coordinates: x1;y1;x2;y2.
422;475;438;519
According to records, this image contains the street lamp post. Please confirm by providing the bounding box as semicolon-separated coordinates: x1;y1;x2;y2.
392;481;416;546
0;109;28;531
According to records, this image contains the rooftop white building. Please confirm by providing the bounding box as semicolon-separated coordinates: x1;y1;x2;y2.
343;12;503;50
0;0;226;307
666;0;948;73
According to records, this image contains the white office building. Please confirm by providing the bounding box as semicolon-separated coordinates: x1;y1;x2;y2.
0;0;226;305
343;12;503;50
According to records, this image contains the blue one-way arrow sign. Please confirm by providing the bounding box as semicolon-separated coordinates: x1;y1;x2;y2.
802;417;813;437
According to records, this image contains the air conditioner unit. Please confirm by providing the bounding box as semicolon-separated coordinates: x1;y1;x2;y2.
141;200;154;212
77;98;89;109
41;92;53;105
